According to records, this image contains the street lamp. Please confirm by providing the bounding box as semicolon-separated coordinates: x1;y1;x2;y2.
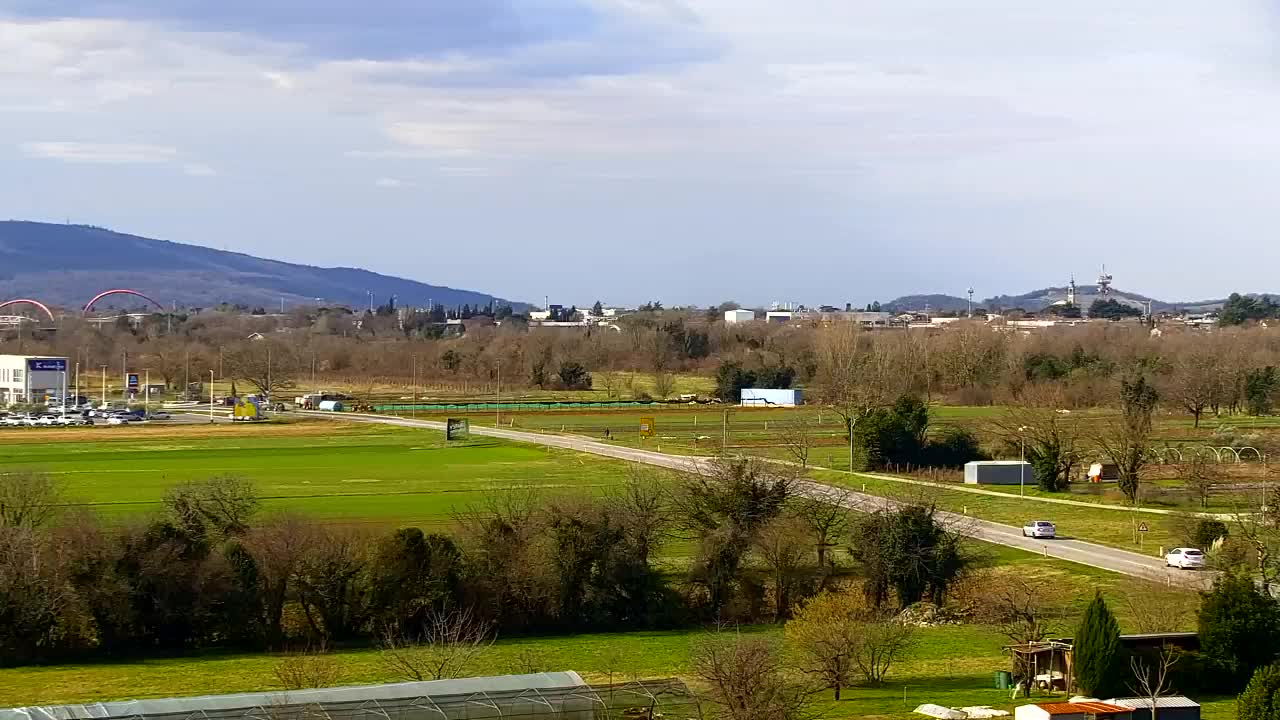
1018;426;1029;497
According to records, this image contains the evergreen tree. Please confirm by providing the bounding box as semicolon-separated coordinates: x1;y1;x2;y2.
1239;663;1280;720
1199;572;1280;687
1073;591;1121;697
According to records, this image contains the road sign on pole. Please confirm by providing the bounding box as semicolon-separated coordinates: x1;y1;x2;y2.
639;417;656;439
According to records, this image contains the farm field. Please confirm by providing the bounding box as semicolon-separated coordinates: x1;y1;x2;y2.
0;421;632;530
0;546;1220;718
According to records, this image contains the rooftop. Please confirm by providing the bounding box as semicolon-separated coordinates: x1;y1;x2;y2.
1035;702;1131;715
1107;697;1200;709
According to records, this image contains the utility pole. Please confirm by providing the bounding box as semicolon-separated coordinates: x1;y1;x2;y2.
144;369;150;416
73;362;79;413
100;365;106;408
121;350;127;402
209;370;215;424
495;359;501;427
411;355;417;419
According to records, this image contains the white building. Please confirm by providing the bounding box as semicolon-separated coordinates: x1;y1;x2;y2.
740;388;801;407
0;355;69;406
725;309;754;324
764;310;794;324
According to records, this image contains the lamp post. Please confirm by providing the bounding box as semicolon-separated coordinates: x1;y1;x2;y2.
1018;425;1029;497
209;370;215;424
100;365;107;408
495;359;501;427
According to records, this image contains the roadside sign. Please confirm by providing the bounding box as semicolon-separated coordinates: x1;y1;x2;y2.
1138;522;1149;532
639;417;656;438
446;418;470;441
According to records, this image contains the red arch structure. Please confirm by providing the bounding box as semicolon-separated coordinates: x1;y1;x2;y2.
83;289;164;313
0;298;56;322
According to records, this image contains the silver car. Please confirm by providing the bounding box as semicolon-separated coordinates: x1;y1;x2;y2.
1023;520;1057;539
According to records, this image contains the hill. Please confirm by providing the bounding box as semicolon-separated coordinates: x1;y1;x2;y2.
0;222;525;311
881;294;970;313
887;287;1232;314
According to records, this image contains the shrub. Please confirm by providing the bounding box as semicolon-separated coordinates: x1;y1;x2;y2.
1239;663;1280;720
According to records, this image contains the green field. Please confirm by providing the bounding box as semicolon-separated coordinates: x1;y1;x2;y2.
0;423;631;530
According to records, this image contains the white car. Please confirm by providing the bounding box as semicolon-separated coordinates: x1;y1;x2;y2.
1166;548;1206;570
106;416;130;426
1023;520;1057;539
148;411;171;420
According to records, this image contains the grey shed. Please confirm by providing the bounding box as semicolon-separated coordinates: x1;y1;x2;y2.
1106;696;1201;720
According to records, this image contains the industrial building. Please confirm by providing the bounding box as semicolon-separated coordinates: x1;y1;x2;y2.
740;388;801;407
725;309;755;324
964;460;1034;486
0;355;69;407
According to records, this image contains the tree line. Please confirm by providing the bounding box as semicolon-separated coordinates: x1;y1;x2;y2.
0;462;970;667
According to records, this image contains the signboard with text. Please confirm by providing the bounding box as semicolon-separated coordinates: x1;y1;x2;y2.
446;418;470;441
27;358;66;372
126;373;140;390
639;417;656;438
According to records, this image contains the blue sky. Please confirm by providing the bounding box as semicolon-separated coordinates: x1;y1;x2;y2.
3;0;1280;306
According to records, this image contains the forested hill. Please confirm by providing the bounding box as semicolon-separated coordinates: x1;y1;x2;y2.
0;221;524;310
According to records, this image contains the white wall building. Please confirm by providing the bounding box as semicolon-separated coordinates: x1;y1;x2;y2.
725;309;755;324
0;355;69;406
740;388;801;407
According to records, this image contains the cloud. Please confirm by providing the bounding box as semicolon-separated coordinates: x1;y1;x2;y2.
182;163;217;176
20;141;179;164
374;177;405;188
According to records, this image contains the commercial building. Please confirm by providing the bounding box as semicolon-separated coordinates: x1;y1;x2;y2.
0;355;69;407
725;309;755;324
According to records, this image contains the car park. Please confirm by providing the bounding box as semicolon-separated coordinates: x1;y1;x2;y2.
1165;547;1205;570
1022;520;1057;539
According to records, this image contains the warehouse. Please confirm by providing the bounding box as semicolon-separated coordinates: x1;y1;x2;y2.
964;460;1034;486
0;355;68;407
741;388;801;407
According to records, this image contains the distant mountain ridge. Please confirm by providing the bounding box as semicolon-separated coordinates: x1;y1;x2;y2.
886;287;1232;314
0;221;526;311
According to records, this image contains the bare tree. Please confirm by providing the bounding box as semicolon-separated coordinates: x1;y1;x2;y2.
0;471;60;529
1176;454;1220;509
222;339;298;398
779;417;816;469
978;575;1065;646
853;614;915;686
988;387;1082;492
753;516;816;621
273;643;344;690
244;514;319;649
652;371;676;400
1119;581;1199;635
791;491;853;572
1166;349;1222;429
690;631;812;720
380;606;495;681
165;475;258;536
811;325;913;470
1128;645;1179;720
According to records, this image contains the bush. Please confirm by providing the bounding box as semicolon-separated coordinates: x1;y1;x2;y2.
921;427;988;468
1191;519;1228;550
1239;663;1280;720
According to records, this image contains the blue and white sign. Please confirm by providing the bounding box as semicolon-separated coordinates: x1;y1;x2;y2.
27;358;67;372
127;373;140;390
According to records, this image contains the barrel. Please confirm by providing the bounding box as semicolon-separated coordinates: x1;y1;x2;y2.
994;671;1012;690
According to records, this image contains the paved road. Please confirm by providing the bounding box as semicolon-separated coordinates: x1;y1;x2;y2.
301;411;1214;589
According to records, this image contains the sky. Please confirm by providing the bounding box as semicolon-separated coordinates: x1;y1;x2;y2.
3;1;1280;307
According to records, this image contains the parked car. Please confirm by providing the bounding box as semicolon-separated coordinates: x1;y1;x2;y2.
1166;548;1205;570
1022;520;1057;539
106;416;130;425
148;411;172;420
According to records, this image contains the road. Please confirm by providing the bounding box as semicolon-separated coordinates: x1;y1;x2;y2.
300;411;1214;589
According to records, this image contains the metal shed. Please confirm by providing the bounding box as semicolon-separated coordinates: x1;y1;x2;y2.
0;674;695;720
1106;697;1200;720
964;460;1034;486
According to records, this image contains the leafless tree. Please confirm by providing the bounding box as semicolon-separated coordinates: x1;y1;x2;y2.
811;324;910;470
690;631;813;720
293;527;369;643
222;339;298;398
988;387;1082;492
791;491;853;572
0;525;78;662
853;615;916;686
1176;454;1220;509
244;514;320;649
753;516;816;621
0;471;60;529
609;467;670;565
165;475;258;536
778;417;816;469
1165;348;1223;429
1119;581;1199;635
785;589;866;699
978;575;1065;646
652;371;676;400
1128;645;1179;720
273;643;344;690
380;606;495;681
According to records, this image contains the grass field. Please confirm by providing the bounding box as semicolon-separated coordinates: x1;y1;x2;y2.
0;422;632;530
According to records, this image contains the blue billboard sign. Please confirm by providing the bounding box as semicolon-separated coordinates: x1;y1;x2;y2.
127;373;140;389
27;358;67;372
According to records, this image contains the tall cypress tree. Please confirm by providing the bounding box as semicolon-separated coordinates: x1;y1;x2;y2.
1074;591;1121;697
